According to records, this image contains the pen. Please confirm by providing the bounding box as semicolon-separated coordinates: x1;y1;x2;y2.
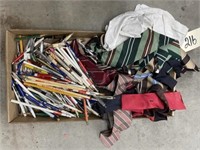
26;93;75;117
49;52;79;82
18;85;74;118
34;73;57;80
47;55;77;82
11;99;75;118
28;88;82;113
12;73;36;118
12;83;27;117
87;106;100;117
23;61;48;74
12;52;24;65
16;41;20;56
64;96;83;111
65;44;98;91
50;50;86;84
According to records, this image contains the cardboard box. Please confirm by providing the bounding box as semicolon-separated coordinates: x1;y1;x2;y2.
6;29;103;123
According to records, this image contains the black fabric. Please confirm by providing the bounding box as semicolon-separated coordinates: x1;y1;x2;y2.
102;112;114;129
154;59;183;89
92;95;122;116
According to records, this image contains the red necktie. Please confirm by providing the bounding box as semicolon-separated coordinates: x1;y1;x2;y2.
121;92;185;112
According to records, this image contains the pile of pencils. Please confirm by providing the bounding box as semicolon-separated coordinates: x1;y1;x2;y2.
11;34;108;123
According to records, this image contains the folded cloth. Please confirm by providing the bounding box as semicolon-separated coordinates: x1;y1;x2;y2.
104;4;188;50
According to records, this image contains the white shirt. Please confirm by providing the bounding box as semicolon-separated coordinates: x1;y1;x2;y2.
104;4;188;51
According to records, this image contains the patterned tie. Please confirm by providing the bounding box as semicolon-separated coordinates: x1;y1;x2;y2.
106;74;136;95
86;29;198;73
86;29;177;68
136;40;198;72
99;109;132;148
99;74;135;147
71;39;118;86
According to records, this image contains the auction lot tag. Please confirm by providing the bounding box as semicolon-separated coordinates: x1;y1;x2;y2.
181;28;200;52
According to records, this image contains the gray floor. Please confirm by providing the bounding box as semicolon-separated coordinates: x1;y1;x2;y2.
0;0;200;150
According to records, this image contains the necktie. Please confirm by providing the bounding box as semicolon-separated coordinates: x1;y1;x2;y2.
71;39;117;86
106;74;136;95
121;91;186;111
99;74;134;147
99;109;132;148
125;44;198;90
122;84;186;121
86;29;198;74
86;29;177;68
144;84;169;121
135;40;198;72
78;53;117;86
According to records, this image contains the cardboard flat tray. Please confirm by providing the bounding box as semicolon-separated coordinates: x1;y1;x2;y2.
6;29;103;123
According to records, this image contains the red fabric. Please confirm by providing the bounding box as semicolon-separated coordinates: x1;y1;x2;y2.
121;92;186;111
79;55;117;86
70;39;117;86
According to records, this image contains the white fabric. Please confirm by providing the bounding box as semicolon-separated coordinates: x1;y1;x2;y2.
104;4;189;51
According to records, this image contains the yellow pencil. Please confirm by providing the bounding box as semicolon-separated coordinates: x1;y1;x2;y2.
24;76;86;91
19;35;23;53
24;80;86;92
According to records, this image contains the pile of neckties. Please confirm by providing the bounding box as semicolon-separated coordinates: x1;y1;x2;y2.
71;4;199;147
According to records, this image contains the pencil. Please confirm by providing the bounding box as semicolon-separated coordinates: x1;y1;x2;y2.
83;98;88;124
23;82;91;99
19;35;23;53
24;76;86;91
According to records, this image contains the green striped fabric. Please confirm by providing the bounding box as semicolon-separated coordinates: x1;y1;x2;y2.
86;29;198;72
99;29;176;68
136;40;198;72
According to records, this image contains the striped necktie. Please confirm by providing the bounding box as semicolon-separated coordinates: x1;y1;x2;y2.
86;29;198;73
106;74;136;95
87;29;177;68
99;109;132;148
100;74;134;147
135;41;198;72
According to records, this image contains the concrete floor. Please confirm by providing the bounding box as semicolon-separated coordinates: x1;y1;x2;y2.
0;1;200;150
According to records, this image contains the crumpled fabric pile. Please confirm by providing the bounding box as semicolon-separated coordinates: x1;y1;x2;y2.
72;4;198;147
